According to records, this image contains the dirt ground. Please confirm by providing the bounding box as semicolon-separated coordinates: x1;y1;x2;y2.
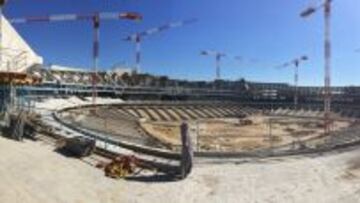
141;115;352;152
2;136;360;203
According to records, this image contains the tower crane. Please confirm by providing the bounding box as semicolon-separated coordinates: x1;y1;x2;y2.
124;18;196;73
276;55;308;109
201;51;225;80
301;0;332;134
201;50;241;81
8;11;142;105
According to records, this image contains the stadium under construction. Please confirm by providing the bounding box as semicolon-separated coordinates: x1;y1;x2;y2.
3;0;360;202
0;3;360;168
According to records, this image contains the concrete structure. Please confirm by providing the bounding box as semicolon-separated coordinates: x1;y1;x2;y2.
112;67;133;77
48;64;89;73
0;16;43;72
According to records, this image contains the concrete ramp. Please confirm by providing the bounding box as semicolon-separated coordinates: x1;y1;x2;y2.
0;16;43;72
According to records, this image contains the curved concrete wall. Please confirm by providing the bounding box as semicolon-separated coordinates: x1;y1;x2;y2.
52;102;360;159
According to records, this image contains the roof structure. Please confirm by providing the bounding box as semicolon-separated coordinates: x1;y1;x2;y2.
0;15;43;73
48;65;89;73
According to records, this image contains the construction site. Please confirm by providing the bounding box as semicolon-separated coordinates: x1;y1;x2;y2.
2;0;360;202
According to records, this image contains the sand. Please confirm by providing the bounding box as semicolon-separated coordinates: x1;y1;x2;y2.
2;135;360;203
18;99;360;202
141;116;351;152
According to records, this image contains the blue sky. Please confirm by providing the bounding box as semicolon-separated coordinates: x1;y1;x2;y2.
4;0;360;86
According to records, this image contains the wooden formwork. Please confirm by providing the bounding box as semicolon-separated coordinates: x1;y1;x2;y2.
0;72;41;85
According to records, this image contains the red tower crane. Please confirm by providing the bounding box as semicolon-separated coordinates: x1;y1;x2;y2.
8;11;142;105
301;0;332;134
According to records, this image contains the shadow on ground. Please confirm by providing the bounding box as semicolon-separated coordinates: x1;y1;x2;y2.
125;173;181;183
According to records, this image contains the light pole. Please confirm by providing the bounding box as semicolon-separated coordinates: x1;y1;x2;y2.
268;118;273;151
301;0;332;135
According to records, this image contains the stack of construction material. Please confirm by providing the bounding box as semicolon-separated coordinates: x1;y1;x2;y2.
103;155;140;179
58;136;96;158
6;112;36;141
8;113;25;141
